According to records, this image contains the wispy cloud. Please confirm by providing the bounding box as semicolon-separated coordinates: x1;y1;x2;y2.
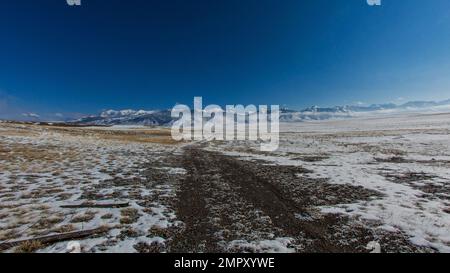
21;112;40;119
353;101;367;106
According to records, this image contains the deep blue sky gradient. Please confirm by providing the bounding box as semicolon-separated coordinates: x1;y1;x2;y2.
1;0;450;116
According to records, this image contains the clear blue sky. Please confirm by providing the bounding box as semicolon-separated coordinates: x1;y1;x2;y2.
1;0;450;118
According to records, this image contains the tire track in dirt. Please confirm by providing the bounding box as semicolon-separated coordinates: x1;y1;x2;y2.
169;146;221;252
170;145;342;252
210;150;340;252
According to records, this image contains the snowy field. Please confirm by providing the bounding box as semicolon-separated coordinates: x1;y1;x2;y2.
0;112;449;253
208;112;450;252
0;123;183;253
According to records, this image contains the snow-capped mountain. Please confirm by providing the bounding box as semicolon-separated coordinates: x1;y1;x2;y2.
71;99;450;126
280;100;450;122
74;109;173;126
99;109;156;118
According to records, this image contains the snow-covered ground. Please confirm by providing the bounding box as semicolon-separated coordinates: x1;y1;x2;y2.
208;112;450;252
0;123;182;253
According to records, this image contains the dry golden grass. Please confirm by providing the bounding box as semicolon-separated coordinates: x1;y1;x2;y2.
101;213;114;220
34;216;65;230
52;224;76;234
120;208;140;224
0;128;37;137
1;122;182;145
0;229;19;241
14;240;44;253
70;212;96;223
39;125;180;144
100;134;180;144
121;208;139;217
0;143;78;167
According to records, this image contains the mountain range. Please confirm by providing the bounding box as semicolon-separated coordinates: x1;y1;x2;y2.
70;99;450;126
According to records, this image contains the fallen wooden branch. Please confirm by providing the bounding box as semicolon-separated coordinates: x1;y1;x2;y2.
60;202;129;209
0;226;110;251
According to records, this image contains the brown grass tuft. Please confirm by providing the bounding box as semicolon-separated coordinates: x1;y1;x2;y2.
14;241;44;253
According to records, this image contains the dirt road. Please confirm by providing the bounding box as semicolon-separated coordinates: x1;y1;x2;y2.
168;144;426;253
